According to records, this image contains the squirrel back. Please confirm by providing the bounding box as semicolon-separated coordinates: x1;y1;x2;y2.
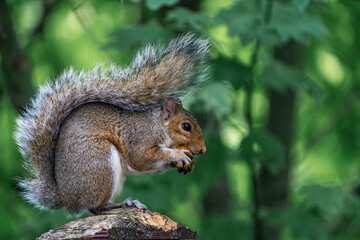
15;34;209;210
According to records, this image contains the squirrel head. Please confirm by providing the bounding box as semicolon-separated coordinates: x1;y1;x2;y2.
160;98;207;155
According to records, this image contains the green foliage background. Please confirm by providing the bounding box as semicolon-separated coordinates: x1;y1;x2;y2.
0;0;360;239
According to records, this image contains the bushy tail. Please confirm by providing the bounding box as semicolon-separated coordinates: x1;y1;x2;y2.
14;33;210;209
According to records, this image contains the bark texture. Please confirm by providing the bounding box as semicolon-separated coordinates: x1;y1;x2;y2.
258;40;304;240
37;208;198;240
0;0;34;110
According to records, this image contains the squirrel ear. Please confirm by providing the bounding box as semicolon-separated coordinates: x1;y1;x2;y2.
162;98;177;122
174;98;183;108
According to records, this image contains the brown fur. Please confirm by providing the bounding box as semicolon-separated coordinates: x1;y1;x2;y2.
54;101;206;212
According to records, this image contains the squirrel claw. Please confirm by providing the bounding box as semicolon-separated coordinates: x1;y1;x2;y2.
177;159;195;175
170;148;195;174
88;197;147;215
121;197;147;210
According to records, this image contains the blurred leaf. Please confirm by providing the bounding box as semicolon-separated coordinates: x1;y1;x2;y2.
270;2;327;44
212;57;252;90
259;59;323;101
200;216;250;240
240;129;285;174
216;1;327;45
259;60;304;92
215;2;275;45
191;134;228;193
261;207;322;238
165;7;213;32
302;185;344;212
146;0;179;10
283;207;323;238
195;82;233;120
104;20;174;51
293;0;310;11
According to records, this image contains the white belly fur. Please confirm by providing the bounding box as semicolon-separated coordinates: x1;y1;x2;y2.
108;144;126;202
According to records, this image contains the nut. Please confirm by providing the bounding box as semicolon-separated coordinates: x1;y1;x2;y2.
177;146;193;157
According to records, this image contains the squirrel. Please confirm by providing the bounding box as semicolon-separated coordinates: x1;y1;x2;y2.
15;34;209;214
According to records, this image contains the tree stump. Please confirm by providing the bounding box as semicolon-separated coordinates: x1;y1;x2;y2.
37;208;198;239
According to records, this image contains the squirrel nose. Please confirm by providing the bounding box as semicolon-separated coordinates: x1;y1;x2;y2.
198;146;207;155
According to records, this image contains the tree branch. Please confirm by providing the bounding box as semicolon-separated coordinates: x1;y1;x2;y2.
259;40;302;240
38;208;198;240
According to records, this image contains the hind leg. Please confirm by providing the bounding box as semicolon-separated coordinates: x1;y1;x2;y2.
55;138;115;213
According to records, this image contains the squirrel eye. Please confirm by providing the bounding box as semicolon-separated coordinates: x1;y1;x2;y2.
181;122;192;132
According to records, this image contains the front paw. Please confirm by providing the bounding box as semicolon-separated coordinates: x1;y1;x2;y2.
170;149;194;175
177;159;194;175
